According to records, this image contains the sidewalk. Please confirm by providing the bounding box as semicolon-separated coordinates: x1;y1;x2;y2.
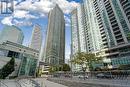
0;78;68;87
34;78;68;87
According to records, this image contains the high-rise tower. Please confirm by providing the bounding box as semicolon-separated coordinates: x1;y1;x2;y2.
0;25;24;44
71;2;102;71
92;0;130;67
71;0;130;69
30;24;42;51
71;8;80;56
44;4;65;65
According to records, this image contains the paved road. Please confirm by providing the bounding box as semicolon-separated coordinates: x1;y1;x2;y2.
2;77;129;87
48;77;130;87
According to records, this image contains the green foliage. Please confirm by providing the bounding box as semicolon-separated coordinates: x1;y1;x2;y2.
49;65;59;73
71;52;102;71
0;57;15;79
49;66;55;73
49;64;71;73
62;64;71;72
118;64;130;70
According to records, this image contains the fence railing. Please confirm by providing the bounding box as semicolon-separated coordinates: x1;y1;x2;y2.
48;70;130;87
51;70;130;80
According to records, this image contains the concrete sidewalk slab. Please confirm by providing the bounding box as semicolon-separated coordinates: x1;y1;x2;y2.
35;78;68;87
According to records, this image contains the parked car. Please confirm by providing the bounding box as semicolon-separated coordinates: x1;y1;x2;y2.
78;75;88;79
96;73;113;79
96;73;105;78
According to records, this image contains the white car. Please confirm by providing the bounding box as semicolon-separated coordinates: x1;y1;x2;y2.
78;75;88;79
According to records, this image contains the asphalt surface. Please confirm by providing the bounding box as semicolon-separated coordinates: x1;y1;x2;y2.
47;77;130;87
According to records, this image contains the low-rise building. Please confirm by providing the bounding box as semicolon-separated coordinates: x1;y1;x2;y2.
0;41;39;77
38;62;50;76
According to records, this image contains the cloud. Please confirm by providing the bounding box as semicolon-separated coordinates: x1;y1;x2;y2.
13;10;28;18
1;0;79;26
13;10;38;19
51;0;79;14
15;0;79;14
1;16;13;25
13;19;33;26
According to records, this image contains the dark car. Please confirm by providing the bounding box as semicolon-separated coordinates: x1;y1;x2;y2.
64;74;71;78
96;73;113;79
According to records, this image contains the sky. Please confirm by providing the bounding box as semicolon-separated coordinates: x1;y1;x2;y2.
0;0;80;61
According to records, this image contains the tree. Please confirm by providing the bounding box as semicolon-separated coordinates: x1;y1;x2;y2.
49;64;71;73
71;52;102;80
49;66;55;73
49;65;59;73
0;57;15;79
62;64;71;72
71;52;102;72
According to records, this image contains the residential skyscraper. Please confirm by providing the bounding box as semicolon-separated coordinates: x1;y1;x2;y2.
83;0;102;52
71;0;130;70
71;2;102;54
44;4;65;65
0;25;24;44
71;8;80;56
71;3;102;71
89;0;130;67
30;24;42;51
119;0;130;23
92;0;130;48
71;8;81;71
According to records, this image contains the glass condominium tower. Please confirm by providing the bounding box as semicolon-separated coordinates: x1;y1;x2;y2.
71;8;81;56
71;2;102;71
71;0;130;69
30;24;42;51
71;8;81;71
0;25;24;44
83;0;102;52
71;2;102;55
44;4;65;65
85;0;130;67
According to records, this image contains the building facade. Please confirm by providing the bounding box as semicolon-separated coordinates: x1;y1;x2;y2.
0;25;24;44
83;0;102;52
0;41;39;76
71;5;86;71
71;0;130;70
44;4;65;65
71;2;102;71
76;0;130;68
71;8;81;56
30;24;42;51
92;0;130;67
